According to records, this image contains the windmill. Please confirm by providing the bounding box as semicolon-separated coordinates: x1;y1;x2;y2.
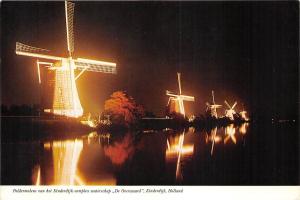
15;1;116;118
224;100;237;121
239;105;249;121
166;73;194;118
206;90;222;118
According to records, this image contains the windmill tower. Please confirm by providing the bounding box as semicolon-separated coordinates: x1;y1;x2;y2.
15;1;116;118
206;90;222;118
224;100;237;121
166;73;194;118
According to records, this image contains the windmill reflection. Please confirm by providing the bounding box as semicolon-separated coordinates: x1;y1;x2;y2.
224;124;236;144
239;123;249;135
52;139;84;185
39;132;118;186
30;123;249;185
165;128;194;181
32;165;41;186
41;139;84;185
205;127;222;156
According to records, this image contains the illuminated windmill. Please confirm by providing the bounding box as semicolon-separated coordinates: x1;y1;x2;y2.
239;106;249;121
206;90;222;118
224;100;237;121
166;73;194;118
15;1;116;118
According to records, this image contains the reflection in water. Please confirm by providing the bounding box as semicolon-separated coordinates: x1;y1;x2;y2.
82;132;116;185
166;128;194;181
205;127;222;155
166;133;194;157
239;123;249;135
32;165;41;186
104;134;134;166
98;133;110;145
28;123;249;185
87;132;98;145
224;124;237;144
52;139;83;185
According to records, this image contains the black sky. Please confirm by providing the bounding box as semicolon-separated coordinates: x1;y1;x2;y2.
1;1;299;118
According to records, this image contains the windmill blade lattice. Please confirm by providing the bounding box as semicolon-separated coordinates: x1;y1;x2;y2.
65;1;75;56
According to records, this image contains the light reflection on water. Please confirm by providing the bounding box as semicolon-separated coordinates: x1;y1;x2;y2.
165;129;194;182
224;124;237;144
32;123;249;185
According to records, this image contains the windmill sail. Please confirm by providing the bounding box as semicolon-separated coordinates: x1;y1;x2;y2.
232;102;237;109
177;73;182;95
75;58;117;74
224;100;231;109
65;1;75;56
16;42;62;61
16;42;50;54
180;95;195;101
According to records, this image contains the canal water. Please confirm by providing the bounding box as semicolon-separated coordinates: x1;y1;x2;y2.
1;122;299;185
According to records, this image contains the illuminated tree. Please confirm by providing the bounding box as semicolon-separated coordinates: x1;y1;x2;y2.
103;91;145;127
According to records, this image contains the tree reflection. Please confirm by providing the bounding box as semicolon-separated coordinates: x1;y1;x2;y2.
104;133;135;165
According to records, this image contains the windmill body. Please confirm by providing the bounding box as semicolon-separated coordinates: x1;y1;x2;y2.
206;90;222;118
15;1;117;118
224;100;237;121
166;73;194;118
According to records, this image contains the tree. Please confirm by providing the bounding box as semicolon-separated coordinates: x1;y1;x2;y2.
103;91;145;127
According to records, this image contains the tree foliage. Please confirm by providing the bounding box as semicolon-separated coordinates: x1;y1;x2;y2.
103;91;145;127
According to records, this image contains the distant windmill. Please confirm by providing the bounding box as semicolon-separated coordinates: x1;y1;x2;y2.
166;73;194;118
239;105;249;121
240;111;248;120
15;1;116;118
206;90;222;118
224;100;237;121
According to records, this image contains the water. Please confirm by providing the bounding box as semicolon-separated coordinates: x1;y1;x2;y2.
1;122;299;185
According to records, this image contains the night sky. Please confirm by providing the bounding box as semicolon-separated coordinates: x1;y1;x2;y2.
1;1;299;118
